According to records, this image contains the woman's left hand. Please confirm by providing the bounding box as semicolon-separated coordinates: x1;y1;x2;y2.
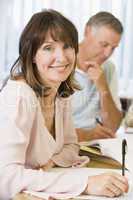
72;156;90;168
40;160;56;171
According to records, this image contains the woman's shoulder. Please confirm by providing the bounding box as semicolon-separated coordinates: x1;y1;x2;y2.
1;79;38;103
7;79;33;91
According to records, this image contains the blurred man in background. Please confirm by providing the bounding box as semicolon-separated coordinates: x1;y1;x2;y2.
72;11;123;141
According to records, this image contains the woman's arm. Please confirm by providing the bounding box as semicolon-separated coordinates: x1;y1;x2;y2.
52;98;88;167
0;84;89;199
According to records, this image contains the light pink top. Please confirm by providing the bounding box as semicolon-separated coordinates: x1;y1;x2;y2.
0;80;88;200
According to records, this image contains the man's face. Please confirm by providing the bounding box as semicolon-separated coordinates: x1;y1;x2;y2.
83;25;121;65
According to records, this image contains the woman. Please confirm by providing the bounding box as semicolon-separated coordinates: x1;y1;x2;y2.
0;9;128;200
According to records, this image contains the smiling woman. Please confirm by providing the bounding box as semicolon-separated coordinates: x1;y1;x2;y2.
10;9;79;98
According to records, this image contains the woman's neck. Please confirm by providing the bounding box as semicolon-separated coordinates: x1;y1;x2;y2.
43;87;58;104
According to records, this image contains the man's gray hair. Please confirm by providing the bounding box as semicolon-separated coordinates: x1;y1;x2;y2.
86;11;123;34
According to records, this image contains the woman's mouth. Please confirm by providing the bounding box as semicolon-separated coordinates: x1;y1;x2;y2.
49;64;70;72
49;64;69;69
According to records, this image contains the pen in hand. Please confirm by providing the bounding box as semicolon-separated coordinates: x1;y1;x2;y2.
122;139;127;176
96;117;103;126
95;117;116;139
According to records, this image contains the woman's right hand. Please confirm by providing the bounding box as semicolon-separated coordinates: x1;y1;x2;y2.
85;172;129;197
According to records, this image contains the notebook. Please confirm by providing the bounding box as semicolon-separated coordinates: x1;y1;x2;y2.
79;138;124;169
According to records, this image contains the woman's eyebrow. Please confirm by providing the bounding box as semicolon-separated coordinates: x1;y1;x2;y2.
43;41;54;44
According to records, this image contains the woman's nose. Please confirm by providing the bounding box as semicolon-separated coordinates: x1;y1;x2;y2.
55;48;67;62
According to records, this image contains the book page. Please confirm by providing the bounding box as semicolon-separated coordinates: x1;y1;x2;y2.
79;138;125;169
99;138;123;164
80;138;123;164
125;127;133;134
73;191;133;200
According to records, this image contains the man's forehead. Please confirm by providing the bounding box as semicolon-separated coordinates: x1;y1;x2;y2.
92;26;121;43
91;25;120;35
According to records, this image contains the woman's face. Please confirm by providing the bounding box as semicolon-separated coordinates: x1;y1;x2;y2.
34;34;76;88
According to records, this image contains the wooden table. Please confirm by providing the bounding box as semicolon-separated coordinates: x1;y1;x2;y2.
14;193;43;200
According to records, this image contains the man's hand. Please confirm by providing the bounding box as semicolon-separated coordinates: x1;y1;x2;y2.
77;124;115;142
90;124;115;140
85;61;108;92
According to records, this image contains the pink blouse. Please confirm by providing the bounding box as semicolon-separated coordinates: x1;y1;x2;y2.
0;80;89;199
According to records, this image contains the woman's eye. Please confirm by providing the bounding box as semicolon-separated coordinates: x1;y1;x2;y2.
43;46;52;51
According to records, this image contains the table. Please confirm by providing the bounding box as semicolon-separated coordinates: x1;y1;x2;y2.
14;193;43;200
13;134;133;200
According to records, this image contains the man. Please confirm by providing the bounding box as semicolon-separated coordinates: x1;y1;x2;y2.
72;11;123;141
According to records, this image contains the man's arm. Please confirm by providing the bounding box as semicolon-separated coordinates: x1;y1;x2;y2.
86;61;123;131
76;124;115;142
97;62;123;131
99;86;123;131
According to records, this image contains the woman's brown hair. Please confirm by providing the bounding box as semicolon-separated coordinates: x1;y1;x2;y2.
10;9;79;97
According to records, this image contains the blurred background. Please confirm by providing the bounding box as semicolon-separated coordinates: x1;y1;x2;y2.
0;0;133;99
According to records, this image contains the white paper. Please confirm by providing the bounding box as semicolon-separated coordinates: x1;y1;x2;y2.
74;192;133;200
99;138;123;163
125;127;133;134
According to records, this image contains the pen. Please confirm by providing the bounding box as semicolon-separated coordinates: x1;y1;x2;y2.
122;139;127;176
96;117;103;126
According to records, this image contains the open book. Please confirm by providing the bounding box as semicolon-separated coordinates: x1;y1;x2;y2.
79;138;125;169
125;127;133;134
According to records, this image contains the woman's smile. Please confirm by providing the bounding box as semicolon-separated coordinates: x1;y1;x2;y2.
49;64;69;70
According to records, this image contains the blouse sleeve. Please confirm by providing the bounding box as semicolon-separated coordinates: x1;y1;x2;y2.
52;97;82;167
0;84;88;200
